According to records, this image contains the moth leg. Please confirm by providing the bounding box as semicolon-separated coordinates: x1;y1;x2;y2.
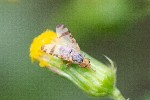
66;61;73;68
66;56;74;67
87;64;96;72
60;60;65;65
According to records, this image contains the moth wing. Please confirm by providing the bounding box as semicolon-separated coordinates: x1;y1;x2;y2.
55;24;80;52
41;44;61;56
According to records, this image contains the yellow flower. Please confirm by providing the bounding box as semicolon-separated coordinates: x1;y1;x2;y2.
30;30;57;67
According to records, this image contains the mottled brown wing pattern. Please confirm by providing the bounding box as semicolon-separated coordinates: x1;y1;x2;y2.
41;44;56;55
56;24;80;52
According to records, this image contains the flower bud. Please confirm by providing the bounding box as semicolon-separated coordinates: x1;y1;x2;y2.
30;30;125;100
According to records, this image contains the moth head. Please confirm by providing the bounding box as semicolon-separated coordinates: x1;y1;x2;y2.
80;58;90;68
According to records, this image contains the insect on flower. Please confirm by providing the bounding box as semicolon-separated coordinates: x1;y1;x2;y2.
41;24;94;70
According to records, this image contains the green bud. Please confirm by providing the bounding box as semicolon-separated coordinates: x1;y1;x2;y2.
30;30;126;100
43;52;125;100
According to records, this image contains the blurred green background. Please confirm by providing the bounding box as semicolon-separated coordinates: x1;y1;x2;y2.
0;0;150;100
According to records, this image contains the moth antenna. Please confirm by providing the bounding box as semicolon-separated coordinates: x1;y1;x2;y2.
87;64;96;72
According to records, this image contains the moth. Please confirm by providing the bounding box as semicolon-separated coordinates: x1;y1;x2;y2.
42;24;93;70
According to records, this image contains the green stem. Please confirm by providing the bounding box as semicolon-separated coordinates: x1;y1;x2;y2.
111;88;125;100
